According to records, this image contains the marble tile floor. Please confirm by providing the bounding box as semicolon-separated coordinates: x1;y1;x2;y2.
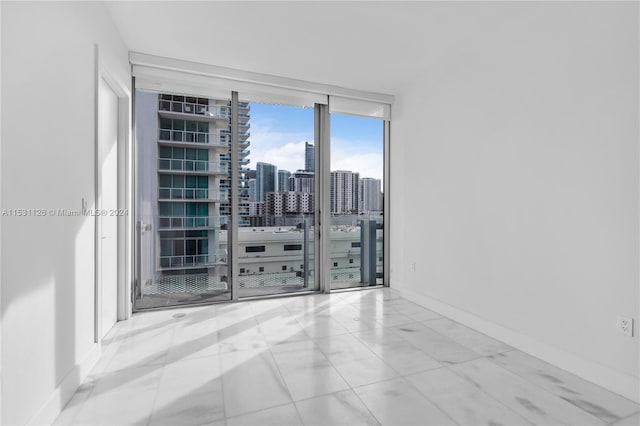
54;288;640;426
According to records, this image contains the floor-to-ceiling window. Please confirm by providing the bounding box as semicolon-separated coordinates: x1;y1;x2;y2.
132;57;390;309
235;100;317;298
135;91;232;308
329;114;385;290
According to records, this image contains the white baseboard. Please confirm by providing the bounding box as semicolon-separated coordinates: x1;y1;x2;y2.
398;288;640;404
27;344;101;425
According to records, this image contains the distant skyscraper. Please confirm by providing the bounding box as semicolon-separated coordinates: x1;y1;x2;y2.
248;178;256;201
256;162;277;202
330;170;359;214
305;142;315;172
289;170;314;193
277;170;291;192
358;178;382;214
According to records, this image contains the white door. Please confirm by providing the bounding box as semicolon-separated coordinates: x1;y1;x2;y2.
99;77;119;339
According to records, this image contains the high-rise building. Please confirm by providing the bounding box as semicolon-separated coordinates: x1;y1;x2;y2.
248;178;257;201
232;101;251;225
278;170;291;192
305;141;315;172
289;170;315;193
265;191;315;225
359;177;382;214
256;162;277;202
136;92;251;292
330;170;359;214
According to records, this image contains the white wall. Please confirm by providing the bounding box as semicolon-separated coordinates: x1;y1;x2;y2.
391;2;639;401
1;2;130;424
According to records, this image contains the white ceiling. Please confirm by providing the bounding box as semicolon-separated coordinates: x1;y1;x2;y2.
105;1;485;97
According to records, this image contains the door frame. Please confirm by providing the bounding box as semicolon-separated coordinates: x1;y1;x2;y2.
94;45;133;344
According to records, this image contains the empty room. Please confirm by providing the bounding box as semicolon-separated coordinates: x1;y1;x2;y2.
1;1;639;425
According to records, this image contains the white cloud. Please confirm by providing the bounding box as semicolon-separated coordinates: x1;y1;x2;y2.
248;125;312;173
247;126;384;183
332;151;384;182
331;136;384;183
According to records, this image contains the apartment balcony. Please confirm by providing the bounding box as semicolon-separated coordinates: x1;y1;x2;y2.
219;129;250;143
158;129;230;148
158;188;228;202
158;215;228;230
158;100;230;121
238;149;250;158
158;159;228;175
159;250;227;270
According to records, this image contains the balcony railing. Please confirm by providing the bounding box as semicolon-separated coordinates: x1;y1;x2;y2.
158;216;227;230
159;100;230;119
159;129;230;147
158;159;227;174
159;251;227;269
158;188;228;201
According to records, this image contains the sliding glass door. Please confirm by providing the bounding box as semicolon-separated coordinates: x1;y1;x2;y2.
135;91;232;309
134;84;388;310
235;100;317;297
329;114;385;290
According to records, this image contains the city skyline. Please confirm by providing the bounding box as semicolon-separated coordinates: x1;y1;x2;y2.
248;102;384;183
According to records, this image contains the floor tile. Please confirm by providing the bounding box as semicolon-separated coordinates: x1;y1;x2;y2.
314;333;377;364
392;322;481;365
220;348;292;417
54;289;638;426
52;380;97;425
364;339;442;376
159;355;222;392
166;325;220;362
388;300;443;321
450;358;606;425
297;316;350;339
488;350;640;423
422;317;512;356
71;365;163;425
226;403;302;426
406;367;532;425
148;385;224;425
355;377;456;425
217;320;269;353
296;389;380;425
271;341;349;401
374;310;416;327
258;316;310;345
331;355;398;388
611;411;640;426
103;328;173;373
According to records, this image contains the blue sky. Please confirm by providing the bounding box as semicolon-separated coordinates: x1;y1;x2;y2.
247;102;384;181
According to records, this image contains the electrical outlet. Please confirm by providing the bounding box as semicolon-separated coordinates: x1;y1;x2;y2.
617;316;634;337
410;262;416;272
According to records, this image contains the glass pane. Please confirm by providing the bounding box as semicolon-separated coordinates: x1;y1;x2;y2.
186;148;197;160
236;100;316;297
185;120;197;132
135;89;231;309
330;114;384;290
